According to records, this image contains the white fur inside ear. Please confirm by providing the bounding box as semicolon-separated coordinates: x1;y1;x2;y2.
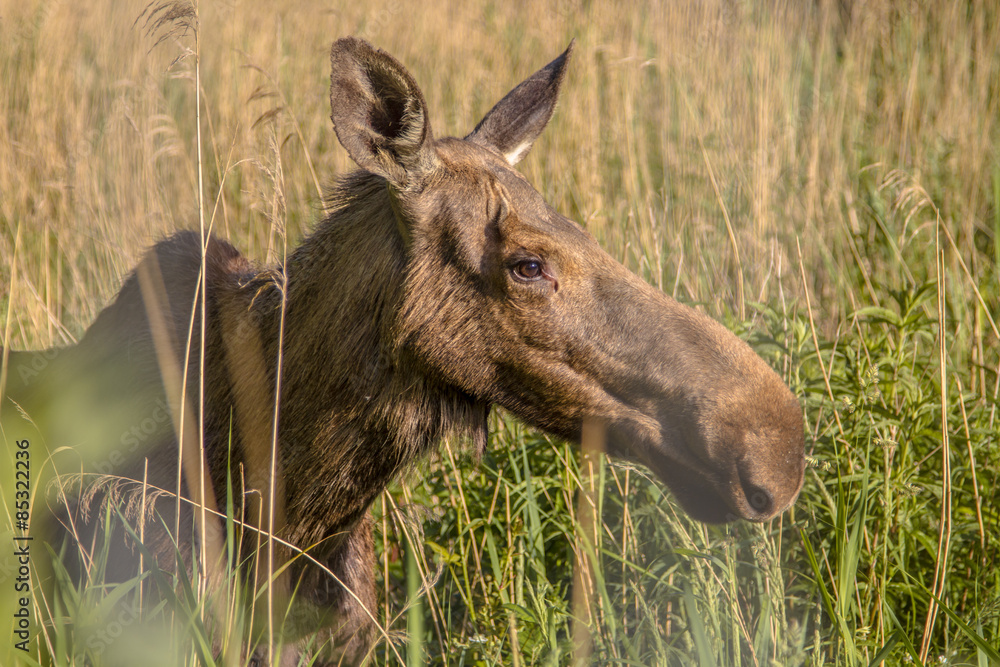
504;140;533;165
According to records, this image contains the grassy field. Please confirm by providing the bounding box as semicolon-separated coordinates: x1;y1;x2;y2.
2;0;999;665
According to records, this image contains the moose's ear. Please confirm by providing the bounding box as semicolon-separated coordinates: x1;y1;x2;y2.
465;41;574;166
329;37;436;188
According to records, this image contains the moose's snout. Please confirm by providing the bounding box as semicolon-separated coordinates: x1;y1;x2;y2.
601;297;807;524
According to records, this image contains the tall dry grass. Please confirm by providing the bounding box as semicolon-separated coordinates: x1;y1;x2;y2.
2;1;998;343
2;0;998;665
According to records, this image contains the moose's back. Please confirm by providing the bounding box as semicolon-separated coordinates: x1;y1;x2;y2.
1;231;256;580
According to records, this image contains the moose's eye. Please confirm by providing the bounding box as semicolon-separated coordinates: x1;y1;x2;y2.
512;259;544;281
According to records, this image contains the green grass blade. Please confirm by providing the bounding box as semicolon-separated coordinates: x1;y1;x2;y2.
683;582;718;667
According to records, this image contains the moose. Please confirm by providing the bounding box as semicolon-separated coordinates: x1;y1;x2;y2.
0;37;805;664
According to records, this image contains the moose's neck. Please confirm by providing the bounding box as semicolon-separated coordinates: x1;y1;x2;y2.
239;173;485;546
280;173;408;422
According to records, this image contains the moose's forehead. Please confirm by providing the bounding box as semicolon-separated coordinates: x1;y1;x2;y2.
433;137;594;245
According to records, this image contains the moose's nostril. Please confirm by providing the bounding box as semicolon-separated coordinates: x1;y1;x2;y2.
747;487;773;515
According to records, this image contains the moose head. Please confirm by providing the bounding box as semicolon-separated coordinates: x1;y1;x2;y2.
325;37;805;523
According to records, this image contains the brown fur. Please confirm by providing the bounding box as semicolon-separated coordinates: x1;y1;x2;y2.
0;37;804;665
